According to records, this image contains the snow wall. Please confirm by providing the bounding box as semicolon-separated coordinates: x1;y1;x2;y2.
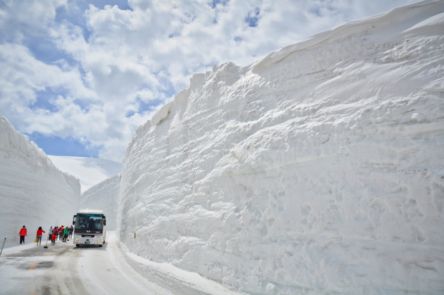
81;175;120;230
0;116;80;247
119;2;444;294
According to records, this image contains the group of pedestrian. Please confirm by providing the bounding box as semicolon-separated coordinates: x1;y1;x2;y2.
18;225;73;246
48;225;73;244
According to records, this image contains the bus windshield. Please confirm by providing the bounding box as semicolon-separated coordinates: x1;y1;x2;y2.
74;214;104;233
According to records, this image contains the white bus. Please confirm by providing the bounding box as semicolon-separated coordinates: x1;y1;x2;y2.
72;209;107;247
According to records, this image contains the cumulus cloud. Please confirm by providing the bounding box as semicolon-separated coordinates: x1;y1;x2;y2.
0;0;419;161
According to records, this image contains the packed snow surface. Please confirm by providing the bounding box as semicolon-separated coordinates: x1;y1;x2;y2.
119;1;444;294
0;232;244;295
0;116;80;248
81;175;120;229
49;155;121;192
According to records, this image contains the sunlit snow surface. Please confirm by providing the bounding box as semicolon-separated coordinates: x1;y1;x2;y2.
119;2;444;294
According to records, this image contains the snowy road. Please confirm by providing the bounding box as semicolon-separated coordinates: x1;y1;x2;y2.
0;234;225;295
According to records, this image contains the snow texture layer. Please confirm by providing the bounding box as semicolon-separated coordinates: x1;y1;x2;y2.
81;175;120;230
119;2;444;294
0;116;80;247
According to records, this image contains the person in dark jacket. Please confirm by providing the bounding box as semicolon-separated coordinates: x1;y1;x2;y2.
48;226;53;241
19;225;27;244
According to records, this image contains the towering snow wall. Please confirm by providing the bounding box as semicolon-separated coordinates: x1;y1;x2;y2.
0;116;80;247
119;2;444;294
81;175;120;230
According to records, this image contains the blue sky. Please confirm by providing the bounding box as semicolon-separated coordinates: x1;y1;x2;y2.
0;0;417;161
29;133;99;157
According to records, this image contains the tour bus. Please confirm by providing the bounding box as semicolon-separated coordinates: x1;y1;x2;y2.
72;209;107;247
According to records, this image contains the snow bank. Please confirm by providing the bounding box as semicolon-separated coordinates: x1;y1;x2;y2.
81;175;120;230
0;116;80;247
119;1;444;294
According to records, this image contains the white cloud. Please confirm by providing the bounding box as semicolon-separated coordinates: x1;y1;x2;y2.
0;0;419;161
0;0;66;42
0;43;94;113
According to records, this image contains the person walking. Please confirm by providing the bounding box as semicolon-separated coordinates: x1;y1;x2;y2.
51;225;59;245
59;225;64;240
36;226;45;246
51;228;57;245
63;226;70;242
19;225;27;244
48;226;53;241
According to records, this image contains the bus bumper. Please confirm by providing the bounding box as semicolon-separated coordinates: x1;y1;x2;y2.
73;234;104;246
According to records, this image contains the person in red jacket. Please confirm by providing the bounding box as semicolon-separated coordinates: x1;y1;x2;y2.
51;231;57;245
59;225;64;240
51;226;58;245
36;226;45;246
19;225;27;244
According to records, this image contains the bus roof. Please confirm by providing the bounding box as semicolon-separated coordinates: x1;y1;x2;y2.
77;209;104;214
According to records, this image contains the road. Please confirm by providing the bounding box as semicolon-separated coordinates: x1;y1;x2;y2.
0;234;216;295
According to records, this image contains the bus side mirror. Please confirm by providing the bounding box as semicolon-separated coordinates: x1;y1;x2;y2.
104;219;107;226
73;215;76;225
